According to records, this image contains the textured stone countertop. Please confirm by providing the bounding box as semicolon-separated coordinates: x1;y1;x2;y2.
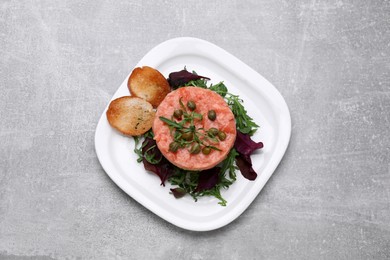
1;1;389;259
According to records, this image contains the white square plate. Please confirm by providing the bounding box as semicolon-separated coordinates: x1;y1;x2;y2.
95;37;291;231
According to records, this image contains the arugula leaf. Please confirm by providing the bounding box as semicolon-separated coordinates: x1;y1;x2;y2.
226;94;259;136
209;82;228;97
219;148;239;186
159;116;184;129
133;136;143;162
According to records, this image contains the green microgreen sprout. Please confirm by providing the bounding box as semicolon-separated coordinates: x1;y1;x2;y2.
160;98;225;155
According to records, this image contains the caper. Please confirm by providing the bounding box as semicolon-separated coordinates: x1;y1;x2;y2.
208;127;219;137
189;143;201;154
187;100;196;111
173;109;183;119
218;131;227;141
208;110;216;121
202;146;211;155
169;142;180;152
181;131;193;141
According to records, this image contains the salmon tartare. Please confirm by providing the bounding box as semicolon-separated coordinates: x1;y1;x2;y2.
153;87;237;171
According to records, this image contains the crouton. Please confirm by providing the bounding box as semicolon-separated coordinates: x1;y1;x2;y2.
128;66;170;108
106;96;155;136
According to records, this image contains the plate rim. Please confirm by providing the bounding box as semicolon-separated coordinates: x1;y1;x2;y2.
95;37;291;231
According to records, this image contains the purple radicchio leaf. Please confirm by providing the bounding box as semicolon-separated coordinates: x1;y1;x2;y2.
234;131;264;181
195;167;221;192
167;69;210;89
170;188;186;199
235;153;257;181
234;131;263;156
141;137;173;186
142;137;162;162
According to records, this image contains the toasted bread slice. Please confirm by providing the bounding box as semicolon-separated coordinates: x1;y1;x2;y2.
128;66;170;108
106;96;155;136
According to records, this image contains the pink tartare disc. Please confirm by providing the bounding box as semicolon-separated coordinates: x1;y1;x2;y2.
153;87;236;171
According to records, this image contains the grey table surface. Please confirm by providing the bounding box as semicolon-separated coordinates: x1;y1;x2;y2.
1;0;389;259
